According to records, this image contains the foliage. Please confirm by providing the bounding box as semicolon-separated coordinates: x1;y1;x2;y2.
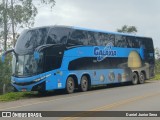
0;55;12;94
0;0;55;50
155;48;160;74
10;0;38;28
40;0;55;8
155;48;160;59
0;0;38;49
0;92;37;102
117;25;137;34
155;60;160;73
151;74;160;80
0;0;55;94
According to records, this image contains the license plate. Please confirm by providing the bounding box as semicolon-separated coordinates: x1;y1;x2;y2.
21;88;27;92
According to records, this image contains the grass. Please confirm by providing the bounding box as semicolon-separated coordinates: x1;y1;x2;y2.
151;73;160;80
0;92;37;102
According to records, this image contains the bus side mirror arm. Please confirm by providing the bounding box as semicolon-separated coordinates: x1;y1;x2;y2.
1;49;14;63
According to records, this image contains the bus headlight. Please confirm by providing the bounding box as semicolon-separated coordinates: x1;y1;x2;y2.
33;74;51;83
33;78;42;82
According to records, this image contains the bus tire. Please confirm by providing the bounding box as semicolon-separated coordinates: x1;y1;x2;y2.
132;72;138;85
66;77;75;94
139;72;145;84
80;76;89;92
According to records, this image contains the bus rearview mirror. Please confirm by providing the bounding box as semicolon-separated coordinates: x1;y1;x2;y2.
1;54;5;63
1;49;14;63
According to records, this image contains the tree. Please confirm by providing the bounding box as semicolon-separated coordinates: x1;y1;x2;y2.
0;0;55;50
0;54;12;94
1;0;8;51
0;0;55;94
117;25;137;34
155;48;160;60
155;48;160;74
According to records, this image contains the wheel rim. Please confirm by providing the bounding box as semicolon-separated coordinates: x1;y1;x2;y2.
140;73;144;83
81;77;88;91
82;79;87;90
132;73;138;84
67;78;74;93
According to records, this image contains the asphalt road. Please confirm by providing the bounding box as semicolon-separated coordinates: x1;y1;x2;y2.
0;80;160;120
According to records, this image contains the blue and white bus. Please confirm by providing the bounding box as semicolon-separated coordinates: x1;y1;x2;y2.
2;26;155;93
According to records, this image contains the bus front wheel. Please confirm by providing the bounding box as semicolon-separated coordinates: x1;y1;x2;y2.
80;76;89;92
132;72;139;85
66;77;75;94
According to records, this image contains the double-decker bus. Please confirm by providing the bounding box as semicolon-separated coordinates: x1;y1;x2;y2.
2;26;155;94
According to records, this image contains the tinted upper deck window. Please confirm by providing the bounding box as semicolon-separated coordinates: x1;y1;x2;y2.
67;30;88;46
46;28;69;44
96;33;115;46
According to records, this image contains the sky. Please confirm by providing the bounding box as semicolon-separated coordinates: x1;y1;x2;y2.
34;0;160;48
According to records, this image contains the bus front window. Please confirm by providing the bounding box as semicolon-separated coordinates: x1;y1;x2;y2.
12;54;43;77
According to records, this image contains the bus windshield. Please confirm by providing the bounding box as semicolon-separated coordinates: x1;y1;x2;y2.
15;27;68;54
15;27;50;54
12;53;43;77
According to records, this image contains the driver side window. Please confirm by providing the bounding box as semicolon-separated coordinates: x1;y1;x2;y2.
47;28;59;44
46;28;68;44
67;30;88;46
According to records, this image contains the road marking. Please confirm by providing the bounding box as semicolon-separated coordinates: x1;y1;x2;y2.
61;92;160;120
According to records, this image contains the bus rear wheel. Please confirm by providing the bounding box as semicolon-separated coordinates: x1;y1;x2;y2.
139;72;145;84
132;72;139;85
66;77;75;94
80;76;89;92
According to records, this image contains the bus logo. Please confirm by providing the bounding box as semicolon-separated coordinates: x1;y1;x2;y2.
94;42;117;62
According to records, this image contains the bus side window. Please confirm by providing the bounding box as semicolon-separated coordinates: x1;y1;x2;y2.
96;33;101;46
87;31;97;46
68;30;88;46
46;28;69;44
126;36;134;48
46;28;58;44
121;36;127;47
115;35;125;47
139;38;154;63
96;33;102;46
37;28;49;45
96;33;115;46
60;36;68;44
108;34;115;46
132;38;140;48
97;33;107;46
